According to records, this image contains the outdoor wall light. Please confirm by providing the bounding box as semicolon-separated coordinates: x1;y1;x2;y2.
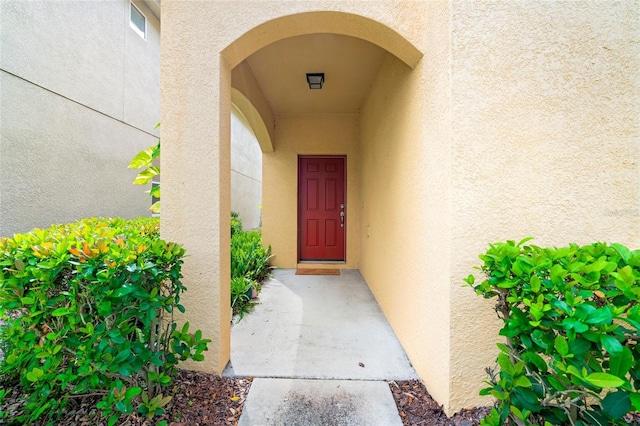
306;73;324;89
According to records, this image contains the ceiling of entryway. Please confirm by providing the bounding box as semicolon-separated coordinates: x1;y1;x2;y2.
242;33;386;114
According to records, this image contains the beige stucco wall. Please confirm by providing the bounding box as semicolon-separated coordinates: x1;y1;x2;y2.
358;0;453;410
161;0;639;415
231;64;275;153
262;114;360;269
448;0;639;411
0;0;160;236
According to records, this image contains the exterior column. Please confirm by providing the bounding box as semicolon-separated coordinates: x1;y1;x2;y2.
160;2;231;374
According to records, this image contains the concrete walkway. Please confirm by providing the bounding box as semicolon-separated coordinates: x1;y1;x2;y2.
224;269;417;425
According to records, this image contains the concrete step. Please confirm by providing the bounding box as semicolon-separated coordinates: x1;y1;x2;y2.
238;378;403;426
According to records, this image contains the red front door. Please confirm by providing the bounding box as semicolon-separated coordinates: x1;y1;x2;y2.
298;156;346;261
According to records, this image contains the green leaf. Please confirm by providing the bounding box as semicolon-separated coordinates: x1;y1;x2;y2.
20;296;35;305
522;351;547;371
547;375;567;391
132;166;160;185
125;387;142;399
584;372;625;388
113;285;133;297
554;335;569;357
562;318;589;333
600;335;623;354
530;275;541;293
602;391;631;420
586;307;612;325
128;148;153;169
114;349;131;363
513;375;531;388
51;307;71;316
609;346;633;377
550;264;567;285
26;368;44;382
517;237;534;247
630;393;640;411
613;265;635;286
611;243;631;263
150;201;161;213
108;413;119;426
497;353;514;376
569;338;591;355
119;364;133;377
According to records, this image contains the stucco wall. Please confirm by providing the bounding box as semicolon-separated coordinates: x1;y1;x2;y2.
0;0;160;236
160;0;639;415
359;1;452;409
231;107;263;230
262;114;360;269
449;0;640;411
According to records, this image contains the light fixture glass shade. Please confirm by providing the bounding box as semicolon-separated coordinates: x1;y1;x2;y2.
306;73;324;89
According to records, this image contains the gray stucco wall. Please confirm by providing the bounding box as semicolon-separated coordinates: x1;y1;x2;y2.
0;0;159;236
231;107;262;230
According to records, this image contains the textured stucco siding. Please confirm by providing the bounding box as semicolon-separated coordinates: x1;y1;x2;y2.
359;1;452;408
0;73;157;236
0;0;160;236
449;0;640;411
160;0;639;415
231;109;263;230
262;114;360;269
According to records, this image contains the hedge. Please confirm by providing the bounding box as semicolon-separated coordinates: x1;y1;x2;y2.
466;239;639;425
0;217;209;425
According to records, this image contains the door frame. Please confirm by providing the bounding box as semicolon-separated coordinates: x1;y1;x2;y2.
297;155;347;263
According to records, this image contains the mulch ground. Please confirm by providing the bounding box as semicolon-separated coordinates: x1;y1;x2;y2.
3;371;640;425
1;371;491;425
390;380;491;426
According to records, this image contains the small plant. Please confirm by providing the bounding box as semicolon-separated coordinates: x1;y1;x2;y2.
231;230;273;284
231;276;258;321
129;123;161;213
229;215;273;321
231;211;243;237
465;238;640;425
138;390;172;420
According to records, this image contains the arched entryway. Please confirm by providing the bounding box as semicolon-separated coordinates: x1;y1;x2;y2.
161;3;462;414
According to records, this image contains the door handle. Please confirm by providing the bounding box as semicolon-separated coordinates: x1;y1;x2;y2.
340;211;345;223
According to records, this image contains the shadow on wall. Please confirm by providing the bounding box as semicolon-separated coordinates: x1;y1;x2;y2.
231;106;263;230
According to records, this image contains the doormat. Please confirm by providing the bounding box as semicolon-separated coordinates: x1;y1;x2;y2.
295;269;341;276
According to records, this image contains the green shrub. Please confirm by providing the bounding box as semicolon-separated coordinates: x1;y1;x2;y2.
0;217;210;425
230;227;273;320
230;276;255;320
465;238;640;425
231;230;273;283
231;211;243;237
